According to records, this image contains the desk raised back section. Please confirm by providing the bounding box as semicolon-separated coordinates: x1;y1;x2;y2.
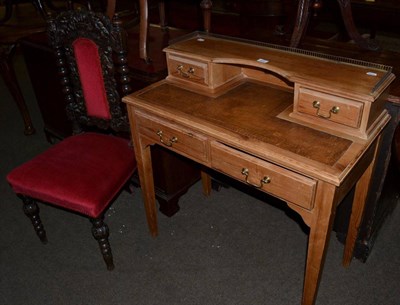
164;33;395;140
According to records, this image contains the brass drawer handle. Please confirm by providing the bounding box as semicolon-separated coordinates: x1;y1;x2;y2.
241;168;271;188
156;130;178;147
312;101;340;119
177;64;195;78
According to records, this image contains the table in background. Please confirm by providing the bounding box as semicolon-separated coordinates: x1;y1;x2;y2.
0;3;45;135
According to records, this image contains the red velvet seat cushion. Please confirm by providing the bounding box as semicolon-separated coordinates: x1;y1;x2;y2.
7;133;136;218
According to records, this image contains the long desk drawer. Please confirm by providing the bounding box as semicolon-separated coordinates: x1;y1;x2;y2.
210;141;316;210
137;113;208;163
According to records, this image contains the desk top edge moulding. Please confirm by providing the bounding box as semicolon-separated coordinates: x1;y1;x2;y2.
123;32;395;305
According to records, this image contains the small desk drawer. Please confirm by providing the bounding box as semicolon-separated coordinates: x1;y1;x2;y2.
210;142;316;210
137;113;208;163
296;87;363;128
167;54;208;86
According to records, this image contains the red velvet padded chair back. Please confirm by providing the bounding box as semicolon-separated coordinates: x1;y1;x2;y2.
73;37;111;120
47;10;132;133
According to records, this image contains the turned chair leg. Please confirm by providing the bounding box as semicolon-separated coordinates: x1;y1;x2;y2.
21;196;48;244
90;217;114;271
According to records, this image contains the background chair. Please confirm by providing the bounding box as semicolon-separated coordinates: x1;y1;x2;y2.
6;10;136;270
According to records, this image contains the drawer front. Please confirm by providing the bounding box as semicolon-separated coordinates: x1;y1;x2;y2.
167;54;208;85
137;113;208;163
297;87;363;128
210;142;316;210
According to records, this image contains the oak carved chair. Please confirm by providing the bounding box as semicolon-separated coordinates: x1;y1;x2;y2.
6;9;136;270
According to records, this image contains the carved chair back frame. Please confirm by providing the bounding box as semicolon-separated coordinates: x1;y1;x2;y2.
47;10;132;134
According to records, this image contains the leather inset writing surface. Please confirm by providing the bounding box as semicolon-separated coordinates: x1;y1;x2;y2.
137;81;352;166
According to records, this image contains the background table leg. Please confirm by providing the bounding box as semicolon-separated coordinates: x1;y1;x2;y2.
290;0;311;48
0;44;35;135
139;0;150;62
200;0;212;32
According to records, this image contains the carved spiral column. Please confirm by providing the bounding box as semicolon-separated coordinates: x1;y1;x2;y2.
112;14;132;97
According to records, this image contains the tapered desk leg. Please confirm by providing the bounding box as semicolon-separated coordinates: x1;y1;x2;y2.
343;137;380;266
128;108;158;236
201;171;212;196
0;45;35;135
302;181;337;305
138;144;158;236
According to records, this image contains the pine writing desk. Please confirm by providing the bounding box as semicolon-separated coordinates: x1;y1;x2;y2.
123;33;395;305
